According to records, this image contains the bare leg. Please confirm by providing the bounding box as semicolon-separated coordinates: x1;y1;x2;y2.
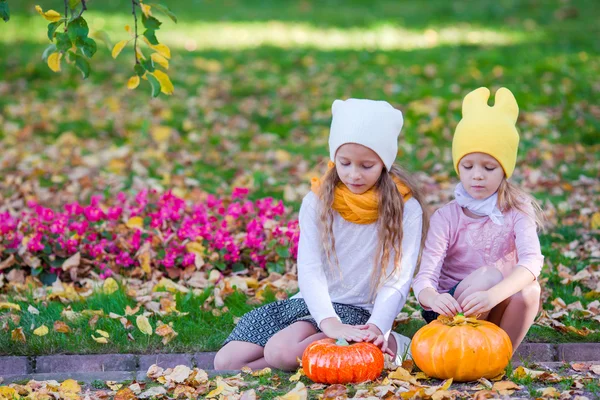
214;341;271;370
264;321;328;371
454;266;504;319
488;280;541;352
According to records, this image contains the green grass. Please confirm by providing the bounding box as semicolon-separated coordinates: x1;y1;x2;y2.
0;0;599;354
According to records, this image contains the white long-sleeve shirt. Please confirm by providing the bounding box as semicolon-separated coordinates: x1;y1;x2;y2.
292;191;423;339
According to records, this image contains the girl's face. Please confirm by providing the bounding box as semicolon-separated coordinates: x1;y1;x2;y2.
335;143;384;194
458;152;505;199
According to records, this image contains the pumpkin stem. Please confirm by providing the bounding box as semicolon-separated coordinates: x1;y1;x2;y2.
336;338;350;346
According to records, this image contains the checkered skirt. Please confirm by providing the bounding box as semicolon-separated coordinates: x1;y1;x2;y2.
224;298;371;347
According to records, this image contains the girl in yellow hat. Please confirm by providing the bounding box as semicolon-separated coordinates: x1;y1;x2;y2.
215;99;428;371
412;87;544;352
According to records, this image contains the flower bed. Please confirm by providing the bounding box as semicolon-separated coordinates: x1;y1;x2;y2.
0;188;299;282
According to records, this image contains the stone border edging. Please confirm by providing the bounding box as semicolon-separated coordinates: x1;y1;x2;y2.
2;343;600;377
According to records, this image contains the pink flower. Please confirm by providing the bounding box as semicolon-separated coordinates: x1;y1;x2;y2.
83;206;105;223
64;202;83;216
27;233;45;252
232;187;250;200
106;207;123;221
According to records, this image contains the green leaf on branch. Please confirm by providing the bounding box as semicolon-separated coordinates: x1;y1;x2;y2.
67;17;89;42
68;0;81;9
148;3;177;23
142;14;162;30
146;73;161;98
142;14;161;45
55;32;72;52
41;43;57;62
141;58;155;72
134;63;146;77
47;21;63;40
0;0;10;22
78;37;97;58
143;29;159;45
68;51;91;78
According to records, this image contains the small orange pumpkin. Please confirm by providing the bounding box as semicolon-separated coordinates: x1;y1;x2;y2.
302;338;384;384
411;314;513;382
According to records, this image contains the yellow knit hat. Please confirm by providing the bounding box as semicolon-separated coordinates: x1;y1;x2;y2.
452;87;520;178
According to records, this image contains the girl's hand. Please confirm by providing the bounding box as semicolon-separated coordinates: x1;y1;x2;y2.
431;293;463;317
320;318;370;342
460;290;499;316
357;323;395;357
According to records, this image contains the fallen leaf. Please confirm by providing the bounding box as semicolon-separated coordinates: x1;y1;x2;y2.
136;315;153;335
27;305;40;315
0;302;21;311
103;277;119;294
96;329;109;338
289;369;304;382
114;388;136;400
92;334;108;344
11;327;26;343
165;365;191;383
275;382;307;400
251;367;271;376
33;325;49;336
322;384;347;399
61;252;81;271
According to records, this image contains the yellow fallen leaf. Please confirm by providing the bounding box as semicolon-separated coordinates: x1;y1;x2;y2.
106;381;123;390
11;327;26;343
289;369;303;381
0;386;20;399
591;212;600;230
139;250;151;275
126;216;144;229
103;277;119;294
151;126;172;143
0;302;21;311
112;40;129;59
151;52;169;69
127;75;140;90
33;325;49;336
47;52;62;72
35;5;61;21
152;70;174;95
92;335;108;344
60;379;81;394
492;380;521;392
251;367;272;376
388;367;418;384
136;315;153;335
275;382;307;400
539;387;560;398
96;329;110;338
62;252;81;271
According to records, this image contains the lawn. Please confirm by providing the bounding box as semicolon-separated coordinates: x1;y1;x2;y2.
0;0;599;355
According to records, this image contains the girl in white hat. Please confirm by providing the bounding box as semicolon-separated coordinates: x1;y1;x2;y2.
215;98;427;371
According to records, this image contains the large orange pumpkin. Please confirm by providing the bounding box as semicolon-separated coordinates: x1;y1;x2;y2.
411;314;513;382
302;338;384;384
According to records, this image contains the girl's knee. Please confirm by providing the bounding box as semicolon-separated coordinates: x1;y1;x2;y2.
476;266;504;287
508;281;541;311
264;338;300;370
214;348;235;370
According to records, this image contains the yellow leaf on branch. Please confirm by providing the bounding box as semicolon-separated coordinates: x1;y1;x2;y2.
112;40;129;59
152;70;174;95
35;5;61;22
47;52;62;72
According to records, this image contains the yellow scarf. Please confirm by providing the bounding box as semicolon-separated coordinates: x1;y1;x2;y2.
311;162;412;225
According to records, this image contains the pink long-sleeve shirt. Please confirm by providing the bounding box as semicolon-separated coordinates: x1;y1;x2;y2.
412;200;544;308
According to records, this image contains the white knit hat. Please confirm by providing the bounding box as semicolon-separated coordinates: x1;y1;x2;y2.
329;98;404;171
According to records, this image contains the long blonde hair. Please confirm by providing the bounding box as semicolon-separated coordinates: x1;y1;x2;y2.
317;165;429;299
497;179;545;230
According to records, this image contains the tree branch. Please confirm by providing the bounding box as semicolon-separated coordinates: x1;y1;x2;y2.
76;0;87;19
132;0;139;64
63;0;69;31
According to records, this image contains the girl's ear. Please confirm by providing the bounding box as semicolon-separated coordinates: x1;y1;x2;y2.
494;87;519;124
461;87;490;118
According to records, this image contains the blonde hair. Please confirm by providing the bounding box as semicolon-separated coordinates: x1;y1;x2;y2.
317;165;429;299
497;179;545;230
